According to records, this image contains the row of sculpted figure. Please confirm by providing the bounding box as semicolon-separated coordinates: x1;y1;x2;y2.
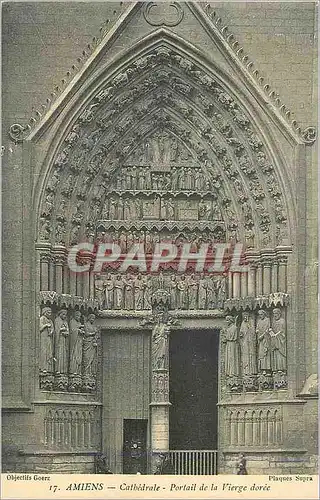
95;273;227;311
101;195;222;222
39;307;99;392
112;166;212;192
95;228;226;250
222;308;287;391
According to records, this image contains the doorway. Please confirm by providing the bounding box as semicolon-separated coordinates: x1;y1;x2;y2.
169;330;219;450
123;419;148;474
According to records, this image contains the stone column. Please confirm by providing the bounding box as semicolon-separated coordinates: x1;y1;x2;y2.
232;272;241;298
54;249;66;294
40;250;51;290
262;261;272;295
256;263;263;295
271;261;278;293
277;256;287;292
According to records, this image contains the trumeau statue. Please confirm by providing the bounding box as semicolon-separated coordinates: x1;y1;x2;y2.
256;309;271;372
152;323;170;370
39;307;54;373
54;309;69;375
239;312;257;376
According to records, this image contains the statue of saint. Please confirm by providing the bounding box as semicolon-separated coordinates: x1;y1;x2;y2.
270;308;286;372
69;310;84;375
206;276;215;309
124;274;134;310
83;313;99;381
256;310;271;372
39;307;54;373
223;315;240;377
198;275;207;309
104;274;114;310
188;274;198;310
114;275;124;310
166;198;175;220
177;275;188;310
239;312;257;376
143;276;152;309
109;198;117;220
55;309;69;374
134;274;144;310
152;323;169;370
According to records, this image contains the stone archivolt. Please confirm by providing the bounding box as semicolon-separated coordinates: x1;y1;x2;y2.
37;44;290;252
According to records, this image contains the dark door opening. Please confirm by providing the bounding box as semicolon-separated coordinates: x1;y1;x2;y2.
123;419;148;474
169;330;219;450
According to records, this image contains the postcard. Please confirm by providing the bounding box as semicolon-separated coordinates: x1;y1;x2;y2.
1;1;318;499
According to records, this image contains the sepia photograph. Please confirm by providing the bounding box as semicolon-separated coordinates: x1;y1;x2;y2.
1;0;318;497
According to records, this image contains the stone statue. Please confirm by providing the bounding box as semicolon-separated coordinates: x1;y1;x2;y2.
143;275;152;309
114;275;124;309
177;275;188;309
83;313;99;390
104;274;114;309
124;274;134;310
169;275;177;309
216;277;226;308
256;310;271;372
188;274;198;310
239;312;257;376
166;198;175;220
54;309;69;375
69;310;84;376
223;315;240;377
270;308;286;372
152;323;169;370
39;307;54;373
206;276;215;309
124;199;131;220
198;274;207;309
109;198;117;220
42;192;54;217
134;274;144;310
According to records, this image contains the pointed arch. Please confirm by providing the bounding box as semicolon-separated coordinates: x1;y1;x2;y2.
34;29;295;254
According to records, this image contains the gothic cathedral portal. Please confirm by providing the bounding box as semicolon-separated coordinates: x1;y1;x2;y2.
2;2;317;476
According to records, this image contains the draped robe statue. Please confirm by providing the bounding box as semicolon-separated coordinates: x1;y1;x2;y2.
256;310;271;372
134;274;144;310
152;323;169;370
39;307;54;373
69;310;84;375
223;315;240;377
55;309;69;374
239;312;257;376
270;308;287;372
83;314;99;385
104;275;114;309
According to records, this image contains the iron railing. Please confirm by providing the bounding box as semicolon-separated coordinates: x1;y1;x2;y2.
169;450;218;475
